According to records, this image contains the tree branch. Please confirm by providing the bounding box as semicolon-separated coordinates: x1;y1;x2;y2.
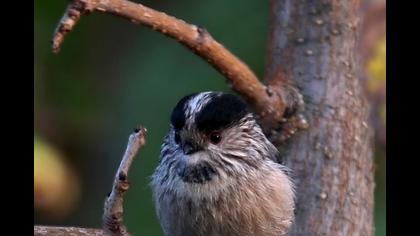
52;0;295;130
34;127;147;236
34;226;103;236
102;127;146;235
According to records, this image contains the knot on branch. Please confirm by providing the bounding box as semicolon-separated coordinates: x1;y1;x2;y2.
197;26;211;42
280;85;305;119
117;172;130;191
191;26;213;57
259;78;308;145
103;212;129;236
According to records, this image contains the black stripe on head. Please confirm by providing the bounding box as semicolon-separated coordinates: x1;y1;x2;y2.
170;93;198;130
195;93;249;133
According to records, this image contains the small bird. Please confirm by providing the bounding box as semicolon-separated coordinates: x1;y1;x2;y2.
151;91;295;236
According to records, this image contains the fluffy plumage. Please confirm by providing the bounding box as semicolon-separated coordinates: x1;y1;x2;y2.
151;92;295;236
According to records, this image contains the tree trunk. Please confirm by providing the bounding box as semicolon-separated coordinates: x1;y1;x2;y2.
265;1;375;235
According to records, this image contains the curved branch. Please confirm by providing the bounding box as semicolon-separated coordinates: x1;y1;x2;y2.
52;0;290;128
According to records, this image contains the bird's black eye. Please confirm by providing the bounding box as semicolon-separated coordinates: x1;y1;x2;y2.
174;132;181;144
209;131;222;144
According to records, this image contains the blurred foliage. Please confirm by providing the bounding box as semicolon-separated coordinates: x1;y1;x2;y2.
366;36;386;125
367;37;386;93
380;103;386;124
34;136;81;220
34;0;385;235
365;36;386;236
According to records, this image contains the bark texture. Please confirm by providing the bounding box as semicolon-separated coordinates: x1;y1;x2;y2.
34;226;103;236
265;1;374;235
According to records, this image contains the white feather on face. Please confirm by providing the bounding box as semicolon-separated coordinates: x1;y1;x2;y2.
151;91;295;236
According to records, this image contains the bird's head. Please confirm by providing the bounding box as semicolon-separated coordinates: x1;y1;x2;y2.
161;91;279;184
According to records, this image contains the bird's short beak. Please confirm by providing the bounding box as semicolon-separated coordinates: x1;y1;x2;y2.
182;140;202;155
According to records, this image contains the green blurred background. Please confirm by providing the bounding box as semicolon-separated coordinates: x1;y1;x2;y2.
34;0;386;235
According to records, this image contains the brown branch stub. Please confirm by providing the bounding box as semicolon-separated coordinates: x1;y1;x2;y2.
102;127;147;236
34;127;147;236
34;226;103;236
260;69;308;143
51;0;300;131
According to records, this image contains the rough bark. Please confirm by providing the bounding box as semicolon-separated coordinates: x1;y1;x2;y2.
34;226;103;236
265;0;374;235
